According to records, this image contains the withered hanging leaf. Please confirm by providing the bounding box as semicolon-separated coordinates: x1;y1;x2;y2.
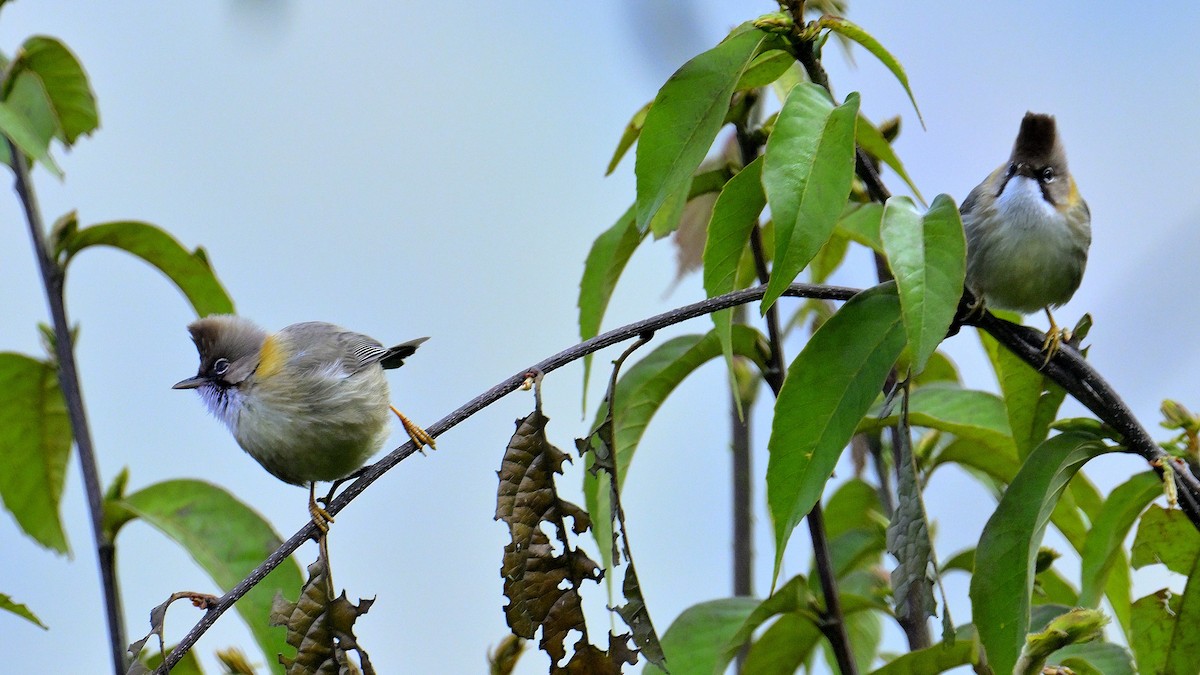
488;634;526;675
885;388;941;635
126;592;218;674
612;566;666;665
270;546;375;675
497;409;604;667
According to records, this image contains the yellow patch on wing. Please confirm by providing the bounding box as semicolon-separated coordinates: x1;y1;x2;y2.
257;334;288;379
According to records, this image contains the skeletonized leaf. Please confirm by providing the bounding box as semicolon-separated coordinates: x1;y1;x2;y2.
970;432;1111;675
815;16;923;127
879;194;965;373
767;283;905;583
635;27;768;232
59;220;234;317
760;83;859;311
0;353;71;552
117;479;304;673
0;592;46;629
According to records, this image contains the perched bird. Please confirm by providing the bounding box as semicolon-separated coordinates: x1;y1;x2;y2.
961;112;1091;362
173;315;435;531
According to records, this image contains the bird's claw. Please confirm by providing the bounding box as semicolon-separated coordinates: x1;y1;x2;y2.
391;405;436;455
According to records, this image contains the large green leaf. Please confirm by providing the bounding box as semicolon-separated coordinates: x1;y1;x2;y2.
1078;472;1160;613
584;326;768;570
767;283;905;583
114;479;304;674
865;384;1016;458
835;201;884;253
981;333;1069;459
0;592;47;629
0;353;71;553
1131;590;1182;675
879;195;965;373
10;36;98;145
702;156;765;384
643;597;760;675
815;16;923;127
59;220;234;317
970;432;1110;675
760;83;859;311
577;204;645;402
635;27;768;232
742;614;822;675
1130;504;1200;575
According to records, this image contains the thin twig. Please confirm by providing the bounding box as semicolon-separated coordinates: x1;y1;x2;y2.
11;143;128;674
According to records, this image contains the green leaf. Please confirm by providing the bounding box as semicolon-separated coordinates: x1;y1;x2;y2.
1131;504;1200;575
585;326;768;570
760;83;859;311
1078;472;1160;612
1052;642;1135;675
59;220;234;317
742;613;822;674
577;204;645;402
643;597;759;675
0;99;62;177
981;332;1069;459
11;37;98;145
867;639;978;674
970;432;1111;675
815;16;923;127
0;353;71;552
702;156;765;393
879;194;965;373
835;201;884;253
1131;590;1180;675
767;283;905;583
635;27;767;231
855;113;924;204
116;479;305;673
866;384;1016;458
0;592;47;629
606;101;650;176
735;49;796;91
720;575;814;667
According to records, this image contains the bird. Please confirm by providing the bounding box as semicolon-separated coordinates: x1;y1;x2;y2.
961;112;1091;364
173;315;435;532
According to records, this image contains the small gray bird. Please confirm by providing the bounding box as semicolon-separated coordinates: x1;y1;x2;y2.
173;315;434;531
961;112;1091;361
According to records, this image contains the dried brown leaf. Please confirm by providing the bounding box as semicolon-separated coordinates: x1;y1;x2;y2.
560;633;638;674
270;546;375;674
498;410;603;665
488;634;526;675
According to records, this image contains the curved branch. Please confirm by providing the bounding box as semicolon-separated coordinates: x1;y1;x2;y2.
154;282;857;671
155;279;1200;670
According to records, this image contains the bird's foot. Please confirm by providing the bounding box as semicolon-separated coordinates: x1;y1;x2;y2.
391;405;436;455
1040;309;1072;369
308;483;333;536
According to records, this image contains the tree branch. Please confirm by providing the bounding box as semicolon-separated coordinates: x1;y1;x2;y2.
154;282;857;671
11;143;128;674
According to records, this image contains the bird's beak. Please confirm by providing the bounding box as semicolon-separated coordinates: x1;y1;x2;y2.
172;376;207;390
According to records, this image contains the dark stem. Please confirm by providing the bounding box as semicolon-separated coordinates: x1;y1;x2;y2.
730;387;753;598
11;143;128;674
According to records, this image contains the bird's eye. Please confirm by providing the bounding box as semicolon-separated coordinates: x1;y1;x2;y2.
1041;167;1055;182
212;358;231;376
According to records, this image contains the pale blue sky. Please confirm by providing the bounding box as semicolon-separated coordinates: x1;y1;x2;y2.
2;2;1199;674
